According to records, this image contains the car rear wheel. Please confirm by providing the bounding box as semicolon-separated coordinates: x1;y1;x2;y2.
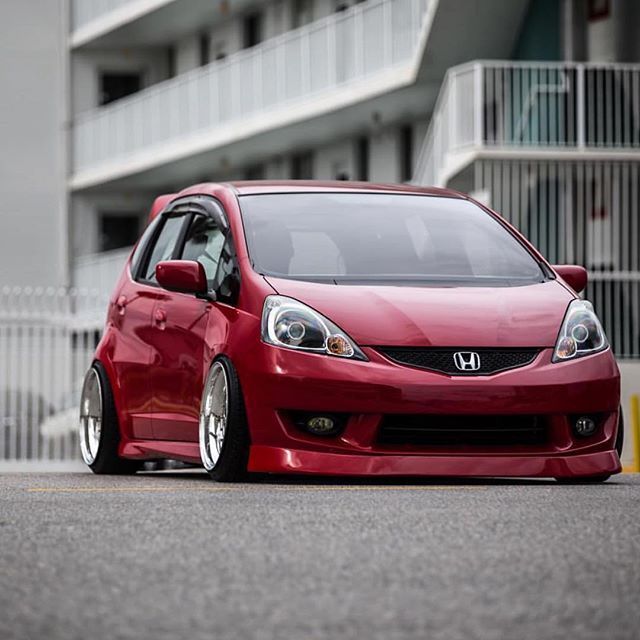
199;357;250;482
79;362;140;475
555;409;624;484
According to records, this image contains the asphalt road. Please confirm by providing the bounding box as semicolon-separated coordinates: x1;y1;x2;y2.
1;472;639;640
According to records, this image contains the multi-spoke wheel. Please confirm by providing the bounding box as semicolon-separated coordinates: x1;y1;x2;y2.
79;368;103;465
79;363;140;475
199;357;249;481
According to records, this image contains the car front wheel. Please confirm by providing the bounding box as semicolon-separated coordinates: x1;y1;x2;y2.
79;362;140;474
199;357;250;482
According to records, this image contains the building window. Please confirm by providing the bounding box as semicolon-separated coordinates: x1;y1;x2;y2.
99;72;141;106
199;33;210;66
290;152;314;179
588;0;610;21
167;45;177;79
99;213;141;252
399;124;414;183
355;136;369;181
292;0;314;28
243;12;263;49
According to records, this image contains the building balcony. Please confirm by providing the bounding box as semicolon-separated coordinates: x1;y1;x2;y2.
70;0;257;49
70;0;433;190
414;61;640;188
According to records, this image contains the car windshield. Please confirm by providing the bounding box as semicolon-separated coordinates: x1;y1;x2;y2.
239;193;546;285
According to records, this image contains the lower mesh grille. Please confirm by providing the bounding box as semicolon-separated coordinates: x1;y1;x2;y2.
378;414;547;447
378;348;539;375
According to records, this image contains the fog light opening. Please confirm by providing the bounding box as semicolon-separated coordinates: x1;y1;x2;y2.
306;416;336;435
574;416;597;438
290;411;347;438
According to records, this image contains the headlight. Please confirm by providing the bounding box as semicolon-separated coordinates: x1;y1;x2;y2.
553;299;608;362
261;295;366;360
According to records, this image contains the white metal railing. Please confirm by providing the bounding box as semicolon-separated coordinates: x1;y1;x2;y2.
73;246;132;293
73;0;430;176
414;61;640;187
0;288;107;463
72;0;144;31
474;159;640;359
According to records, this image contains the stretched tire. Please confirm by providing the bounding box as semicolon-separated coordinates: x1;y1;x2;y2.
556;408;624;484
199;357;250;482
79;362;140;475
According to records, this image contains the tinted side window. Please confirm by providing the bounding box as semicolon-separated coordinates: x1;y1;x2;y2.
143;215;185;283
181;215;226;288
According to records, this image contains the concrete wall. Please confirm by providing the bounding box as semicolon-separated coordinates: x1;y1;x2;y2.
587;0;640;62
0;0;68;287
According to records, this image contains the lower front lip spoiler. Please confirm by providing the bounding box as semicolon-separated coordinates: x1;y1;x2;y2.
248;446;621;478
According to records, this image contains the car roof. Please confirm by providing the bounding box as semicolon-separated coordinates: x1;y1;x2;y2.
225;180;464;198
149;181;467;221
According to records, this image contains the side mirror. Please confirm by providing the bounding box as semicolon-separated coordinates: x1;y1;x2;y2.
156;260;208;296
553;265;588;294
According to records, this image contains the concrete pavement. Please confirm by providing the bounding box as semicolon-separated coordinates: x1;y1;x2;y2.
1;472;639;640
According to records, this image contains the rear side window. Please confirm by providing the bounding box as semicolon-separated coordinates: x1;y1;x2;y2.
142;215;185;283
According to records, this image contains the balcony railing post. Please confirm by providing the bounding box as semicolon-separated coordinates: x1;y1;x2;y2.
383;0;392;66
474;62;484;148
449;71;457;151
328;15;337;88
576;63;586;149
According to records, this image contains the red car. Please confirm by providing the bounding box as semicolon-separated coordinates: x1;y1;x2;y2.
79;181;622;482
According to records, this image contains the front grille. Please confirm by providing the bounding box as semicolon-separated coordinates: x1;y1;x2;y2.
378;347;539;375
378;414;547;448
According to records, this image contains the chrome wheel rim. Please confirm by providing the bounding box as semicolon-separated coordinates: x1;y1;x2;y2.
79;368;102;465
199;362;228;471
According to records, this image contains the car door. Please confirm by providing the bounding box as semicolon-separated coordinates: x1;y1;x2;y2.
107;216;165;440
125;210;192;440
150;206;230;442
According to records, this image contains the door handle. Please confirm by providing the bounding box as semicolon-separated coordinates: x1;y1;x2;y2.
154;308;167;328
116;295;128;316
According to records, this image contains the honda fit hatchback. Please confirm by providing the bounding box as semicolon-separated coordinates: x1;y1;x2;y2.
79;181;622;482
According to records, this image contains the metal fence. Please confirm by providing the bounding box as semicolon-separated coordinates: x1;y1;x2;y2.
73;0;430;175
74;246;131;295
0;288;106;463
413;61;640;359
474;159;640;359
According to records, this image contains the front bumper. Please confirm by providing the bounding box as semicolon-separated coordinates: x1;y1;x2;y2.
238;344;621;478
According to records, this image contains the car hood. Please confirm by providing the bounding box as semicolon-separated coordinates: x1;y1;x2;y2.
264;277;574;347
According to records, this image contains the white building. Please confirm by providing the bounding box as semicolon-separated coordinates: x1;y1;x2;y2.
0;0;639;464
67;0;640;354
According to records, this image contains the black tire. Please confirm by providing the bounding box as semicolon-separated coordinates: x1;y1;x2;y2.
83;362;140;475
201;357;250;482
556;408;624;484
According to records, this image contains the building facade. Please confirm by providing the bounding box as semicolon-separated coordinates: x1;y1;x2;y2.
68;0;640;352
0;0;639;465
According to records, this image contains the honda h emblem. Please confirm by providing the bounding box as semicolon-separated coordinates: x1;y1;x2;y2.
453;351;481;372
